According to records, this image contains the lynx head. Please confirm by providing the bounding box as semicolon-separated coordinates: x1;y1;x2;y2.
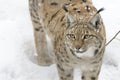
62;2;105;57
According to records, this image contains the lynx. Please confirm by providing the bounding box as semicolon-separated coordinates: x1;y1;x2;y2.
29;0;106;80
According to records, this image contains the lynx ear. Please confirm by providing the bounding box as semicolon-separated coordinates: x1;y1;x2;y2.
90;14;100;29
62;4;69;12
62;4;75;27
65;13;75;27
90;8;104;29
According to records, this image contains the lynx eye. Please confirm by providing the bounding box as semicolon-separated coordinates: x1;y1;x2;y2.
83;35;92;39
67;34;76;39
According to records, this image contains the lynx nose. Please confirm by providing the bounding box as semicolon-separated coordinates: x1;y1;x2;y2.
76;45;81;50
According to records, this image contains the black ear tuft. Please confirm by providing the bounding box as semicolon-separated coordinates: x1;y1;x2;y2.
62;4;68;12
97;8;104;13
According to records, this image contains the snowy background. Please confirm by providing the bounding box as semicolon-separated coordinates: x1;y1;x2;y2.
0;0;120;80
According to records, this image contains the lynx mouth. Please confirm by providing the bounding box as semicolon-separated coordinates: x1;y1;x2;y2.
74;47;96;57
76;50;86;53
70;48;86;54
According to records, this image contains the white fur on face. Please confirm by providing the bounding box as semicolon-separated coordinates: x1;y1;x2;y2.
74;46;96;57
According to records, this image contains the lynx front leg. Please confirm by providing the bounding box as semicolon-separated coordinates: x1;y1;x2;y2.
34;28;54;66
57;63;73;80
29;0;54;66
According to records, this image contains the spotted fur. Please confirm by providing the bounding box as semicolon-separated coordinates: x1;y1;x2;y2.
29;0;106;80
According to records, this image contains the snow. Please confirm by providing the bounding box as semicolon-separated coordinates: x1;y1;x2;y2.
0;0;120;80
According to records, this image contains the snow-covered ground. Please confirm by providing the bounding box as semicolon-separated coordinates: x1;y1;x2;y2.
0;0;120;80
